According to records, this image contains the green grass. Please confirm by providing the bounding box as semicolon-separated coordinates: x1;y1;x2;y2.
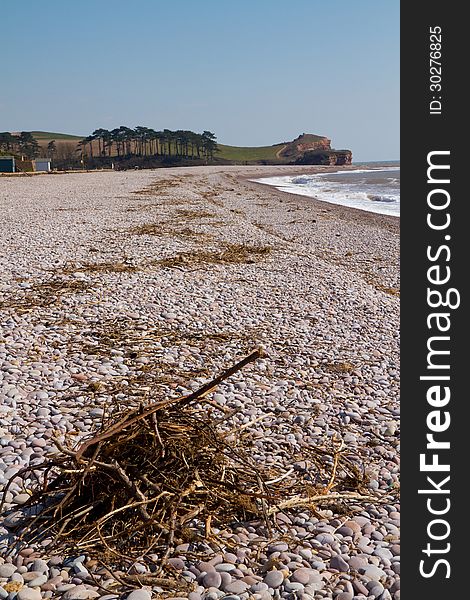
216;143;285;162
31;131;84;141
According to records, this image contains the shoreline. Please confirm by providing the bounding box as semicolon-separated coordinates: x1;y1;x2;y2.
0;166;400;598
240;166;400;226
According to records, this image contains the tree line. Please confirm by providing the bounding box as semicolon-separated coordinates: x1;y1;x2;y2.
1;127;218;165
78;127;218;161
0;131;43;159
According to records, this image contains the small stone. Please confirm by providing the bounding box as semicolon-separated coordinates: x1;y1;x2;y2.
202;572;222;589
291;568;319;585
299;548;313;561
30;560;48;574
0;563;17;578
251;583;269;593
56;585;77;593
329;555;349;572
27;575;48;588
263;570;284;589
348;555;368;571
198;561;215;573
22;571;42;583
352;580;369;596
126;590;152;600
267;543;289;553
362;565;386;581
215;563;236;573
62;585;100;600
167;558;185;570
12;494;31;505
17;590;42;600
336;526;354;538
223;581;249;595
224;553;238;564
367;581;385;596
335;593;353;600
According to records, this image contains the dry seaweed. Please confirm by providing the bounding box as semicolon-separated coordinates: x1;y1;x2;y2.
0;279;91;313
1;349;379;578
159;243;272;269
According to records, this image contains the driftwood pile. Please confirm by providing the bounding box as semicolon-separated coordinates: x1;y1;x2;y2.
1;349;371;571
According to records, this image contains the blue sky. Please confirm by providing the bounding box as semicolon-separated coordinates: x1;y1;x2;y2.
1;1;399;161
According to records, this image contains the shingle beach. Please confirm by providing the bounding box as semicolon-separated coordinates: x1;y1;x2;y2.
0;166;399;600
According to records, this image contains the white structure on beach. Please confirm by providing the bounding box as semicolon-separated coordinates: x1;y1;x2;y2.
33;158;52;172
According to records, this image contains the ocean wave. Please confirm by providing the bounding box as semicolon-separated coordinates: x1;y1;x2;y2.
252;169;400;216
291;176;312;185
367;194;397;203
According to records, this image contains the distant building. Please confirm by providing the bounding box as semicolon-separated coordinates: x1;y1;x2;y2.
0;156;15;173
33;158;52;172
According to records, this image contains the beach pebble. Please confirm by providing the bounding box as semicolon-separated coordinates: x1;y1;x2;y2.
17;589;42;600
126;591;152;600
330;556;349;572
263;571;284;588
202;572;222;589
0;564;17;578
223;581;249;595
362;565;386;581
62;585;100;600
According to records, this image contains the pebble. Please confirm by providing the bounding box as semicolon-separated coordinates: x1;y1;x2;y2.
126;591;152;600
30;560;48;574
223;581;249;594
362;565;386;581
291;568;319;584
62;585;100;600
215;563;236;573
27;575;48;587
263;571;285;588
202;572;222;589
17;590;42;600
0;564;17;578
330;555;349;572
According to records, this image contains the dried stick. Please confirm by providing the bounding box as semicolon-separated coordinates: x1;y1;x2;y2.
268;492;388;515
75;348;263;461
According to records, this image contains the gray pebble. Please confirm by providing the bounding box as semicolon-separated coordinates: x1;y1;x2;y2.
62;585;100;600
125;592;152;600
215;563;236;573
27;575;48;588
223;581;249;594
0;564;17;578
202;572;222;589
263;570;284;588
330;555;349;572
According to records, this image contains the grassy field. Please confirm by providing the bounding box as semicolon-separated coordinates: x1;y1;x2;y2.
30;131;290;163
216;143;285;162
31;131;83;141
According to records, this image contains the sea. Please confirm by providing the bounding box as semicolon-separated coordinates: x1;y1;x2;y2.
253;161;400;217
